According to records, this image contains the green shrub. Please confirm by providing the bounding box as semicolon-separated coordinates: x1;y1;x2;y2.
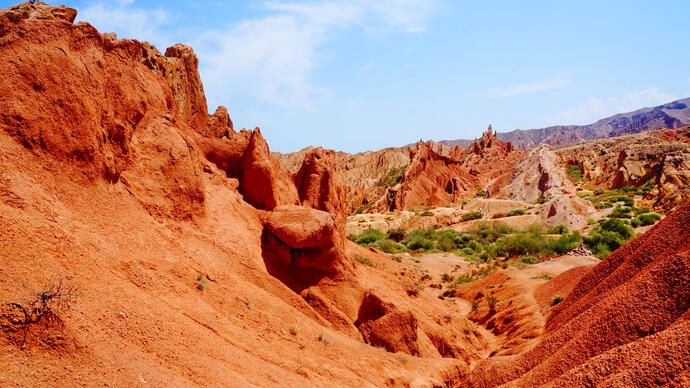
552;296;564;305
612;195;634;206
476;189;486;197
546;224;568;234
600;218;633;238
197;274;206;291
566;164;584;182
584;218;633;258
492;223;515;235
420;210;434;217
610;206;633;218
441;273;453;283
376;239;407;253
495;232;549;257
468;240;483;251
520;256;539;264
459;247;474;256
386;228;406;242
438;235;457;252
462;212;483;221
636;212;661;226
507;209;526;217
633;207;650;215
603;202;613;208
352;229;385;244
536;197;547;204
587;218;596;225
549;232;582;254
630;218;641;228
378;166;406;187
406;236;434;251
594;188;605;195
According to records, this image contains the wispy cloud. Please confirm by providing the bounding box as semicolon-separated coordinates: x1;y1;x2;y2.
543;87;677;126
360;63;374;72
77;2;172;48
77;0;438;111
197;1;438;110
482;75;572;99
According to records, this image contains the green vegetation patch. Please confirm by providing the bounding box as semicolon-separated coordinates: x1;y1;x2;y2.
462;212;483;221
506;209;526;217
566;164;585;183
378;166;406;187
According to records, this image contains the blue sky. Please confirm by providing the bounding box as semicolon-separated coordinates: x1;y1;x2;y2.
9;1;690;153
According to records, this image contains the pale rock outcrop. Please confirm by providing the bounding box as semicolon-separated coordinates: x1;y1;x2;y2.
506;145;594;228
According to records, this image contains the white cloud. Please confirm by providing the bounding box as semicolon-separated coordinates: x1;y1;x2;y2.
74;0;438;111
198;0;438;110
544;87;677;125
77;2;172;48
483;76;572;98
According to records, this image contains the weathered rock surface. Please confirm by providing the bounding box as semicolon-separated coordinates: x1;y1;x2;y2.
240;129;299;210
504;144;595;228
292;147;348;226
202;105;233;138
556;127;690;212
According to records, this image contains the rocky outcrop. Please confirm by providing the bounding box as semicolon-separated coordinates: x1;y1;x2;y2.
241;129;299;210
160;44;209;130
292;147;348;226
391;143;475;210
353;126;523;212
0;3;210;219
202;106;233;138
556;127;690;212
506;145;594;229
506;145;577;202
3;2;77;23
656;152;690;211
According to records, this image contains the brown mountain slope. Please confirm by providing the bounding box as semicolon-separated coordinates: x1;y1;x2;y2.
0;3;489;386
440;97;690;150
555;127;690;212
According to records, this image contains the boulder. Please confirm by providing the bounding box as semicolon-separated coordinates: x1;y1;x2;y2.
266;205;338;250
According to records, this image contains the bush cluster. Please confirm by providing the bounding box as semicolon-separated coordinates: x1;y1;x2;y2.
584;218;633;259
506;209;526;217
349;221;584;263
462;212;483;221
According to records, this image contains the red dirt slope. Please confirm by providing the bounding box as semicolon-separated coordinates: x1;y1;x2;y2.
462;201;690;386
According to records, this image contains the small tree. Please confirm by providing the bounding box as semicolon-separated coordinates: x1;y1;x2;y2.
9;279;77;349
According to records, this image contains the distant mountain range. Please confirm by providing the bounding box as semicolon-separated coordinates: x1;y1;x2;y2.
440;97;690;150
